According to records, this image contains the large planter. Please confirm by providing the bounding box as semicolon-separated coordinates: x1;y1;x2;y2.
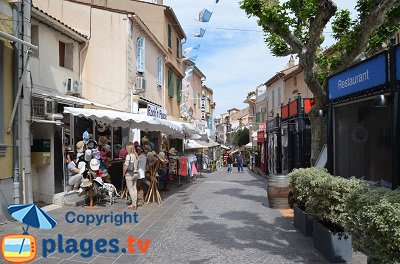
293;204;313;236
313;221;352;263
267;174;291;209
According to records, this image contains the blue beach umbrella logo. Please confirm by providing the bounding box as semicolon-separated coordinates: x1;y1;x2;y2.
7;204;57;234
1;204;57;263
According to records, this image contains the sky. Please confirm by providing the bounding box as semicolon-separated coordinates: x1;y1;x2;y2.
163;0;357;116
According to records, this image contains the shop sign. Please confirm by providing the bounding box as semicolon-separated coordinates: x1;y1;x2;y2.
147;104;167;119
201;95;206;121
257;131;265;143
328;53;387;100
252;131;257;140
396;46;400;81
258;123;266;131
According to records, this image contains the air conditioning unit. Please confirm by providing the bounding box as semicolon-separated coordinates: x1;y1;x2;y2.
65;78;82;95
135;76;146;92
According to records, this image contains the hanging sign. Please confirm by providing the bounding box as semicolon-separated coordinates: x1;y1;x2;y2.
328;53;387;100
258;123;266;131
147;104;167;119
201;95;206;121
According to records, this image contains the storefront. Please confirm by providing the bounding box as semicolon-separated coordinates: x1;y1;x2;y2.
327;48;400;189
267;116;281;175
257;129;266;174
280;97;312;174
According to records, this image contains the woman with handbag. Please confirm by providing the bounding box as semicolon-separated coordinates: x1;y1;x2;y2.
123;142;139;210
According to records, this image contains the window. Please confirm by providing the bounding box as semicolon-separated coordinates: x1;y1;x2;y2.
0;42;4;144
31;25;39;58
59;41;73;70
156;57;163;87
168;69;174;97
176;78;181;103
176;37;180;59
293;76;297;86
168;24;172;48
136;37;145;73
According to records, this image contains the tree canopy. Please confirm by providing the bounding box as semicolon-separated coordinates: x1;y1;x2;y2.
233;127;250;147
240;0;400;163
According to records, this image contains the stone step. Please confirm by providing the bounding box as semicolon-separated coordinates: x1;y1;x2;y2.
53;192;85;207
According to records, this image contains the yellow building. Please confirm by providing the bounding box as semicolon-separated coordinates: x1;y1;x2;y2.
0;1;14;189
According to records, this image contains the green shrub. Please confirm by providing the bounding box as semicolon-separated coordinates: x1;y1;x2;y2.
343;187;400;263
305;174;364;230
289;168;330;206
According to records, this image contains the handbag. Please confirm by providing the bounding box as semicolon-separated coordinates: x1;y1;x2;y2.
127;155;135;172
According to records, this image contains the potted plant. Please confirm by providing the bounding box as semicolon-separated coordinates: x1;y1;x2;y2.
289;168;327;236
343;187;400;264
306;174;363;263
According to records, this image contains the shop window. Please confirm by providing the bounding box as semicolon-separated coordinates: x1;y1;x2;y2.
59;41;73;70
168;24;172;48
0;42;4;144
31;25;39;58
156;57;163;87
136;37;145;73
168;69;174;97
334;99;392;187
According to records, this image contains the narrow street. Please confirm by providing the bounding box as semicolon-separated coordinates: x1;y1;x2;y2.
0;169;366;264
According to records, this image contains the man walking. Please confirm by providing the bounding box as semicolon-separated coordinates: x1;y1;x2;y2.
236;152;244;173
227;154;233;173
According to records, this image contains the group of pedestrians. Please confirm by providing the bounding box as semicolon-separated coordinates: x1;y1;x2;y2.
226;152;244;173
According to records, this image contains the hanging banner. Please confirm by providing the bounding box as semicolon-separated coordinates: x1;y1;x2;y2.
199;9;212;22
194;28;206;37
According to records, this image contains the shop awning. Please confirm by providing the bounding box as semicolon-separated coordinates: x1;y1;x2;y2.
186;139;208;149
63;107;182;134
168;120;202;139
245;142;253;148
221;145;230;150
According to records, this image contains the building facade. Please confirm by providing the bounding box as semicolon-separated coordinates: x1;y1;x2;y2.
0;0;15;209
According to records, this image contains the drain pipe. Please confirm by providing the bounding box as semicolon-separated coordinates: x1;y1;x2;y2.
11;1;20;204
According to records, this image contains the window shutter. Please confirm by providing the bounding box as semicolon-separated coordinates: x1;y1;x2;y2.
256;113;260;122
168;70;174;97
176;37;179;58
176;78;181;103
157;57;163;86
168;25;172;48
136;37;145;72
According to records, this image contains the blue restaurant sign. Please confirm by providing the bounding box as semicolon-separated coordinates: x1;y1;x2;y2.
328;53;387;100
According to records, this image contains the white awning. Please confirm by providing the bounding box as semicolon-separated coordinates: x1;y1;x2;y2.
186;139;208;149
63;107;182;134
221;145;230;150
168;120;202;139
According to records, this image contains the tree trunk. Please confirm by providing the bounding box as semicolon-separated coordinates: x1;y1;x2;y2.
308;107;327;166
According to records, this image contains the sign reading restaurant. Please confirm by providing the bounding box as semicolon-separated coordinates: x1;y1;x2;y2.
328;53;387;100
147;104;167;119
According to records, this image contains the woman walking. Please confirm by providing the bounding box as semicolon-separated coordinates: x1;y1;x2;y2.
123;142;139;210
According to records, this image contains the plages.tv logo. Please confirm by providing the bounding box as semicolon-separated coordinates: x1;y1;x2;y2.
1;204;56;263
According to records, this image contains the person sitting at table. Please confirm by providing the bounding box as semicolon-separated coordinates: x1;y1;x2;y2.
67;153;84;193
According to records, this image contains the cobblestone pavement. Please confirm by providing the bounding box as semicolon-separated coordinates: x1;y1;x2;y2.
0;169;367;264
